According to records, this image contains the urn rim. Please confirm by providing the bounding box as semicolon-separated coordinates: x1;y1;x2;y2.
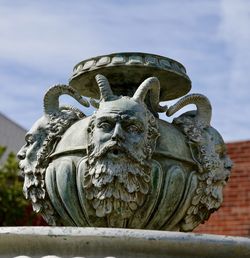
69;52;192;101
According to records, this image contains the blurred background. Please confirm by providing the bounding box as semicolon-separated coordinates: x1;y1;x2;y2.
0;0;249;235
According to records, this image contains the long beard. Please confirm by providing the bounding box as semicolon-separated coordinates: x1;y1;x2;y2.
84;142;151;221
18;163;46;214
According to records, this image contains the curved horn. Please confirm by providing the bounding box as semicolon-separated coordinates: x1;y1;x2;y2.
133;77;168;113
166;94;212;127
95;74;114;101
43;85;89;114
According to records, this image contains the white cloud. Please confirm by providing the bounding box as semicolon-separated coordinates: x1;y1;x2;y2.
214;0;250;140
219;0;250;92
0;0;249;142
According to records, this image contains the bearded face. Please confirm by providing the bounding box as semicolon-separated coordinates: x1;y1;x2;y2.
16;117;48;204
83;98;159;222
18;118;47;174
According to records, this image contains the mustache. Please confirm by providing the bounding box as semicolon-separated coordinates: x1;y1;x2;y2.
88;141;145;165
18;160;36;176
18;160;26;171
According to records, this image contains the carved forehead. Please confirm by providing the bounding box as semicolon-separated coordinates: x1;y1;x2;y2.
27;116;47;136
96;97;147;120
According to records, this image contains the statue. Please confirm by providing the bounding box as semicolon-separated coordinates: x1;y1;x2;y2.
17;85;89;225
18;53;232;231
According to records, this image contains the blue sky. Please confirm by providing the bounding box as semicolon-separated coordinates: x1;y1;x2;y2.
0;0;249;142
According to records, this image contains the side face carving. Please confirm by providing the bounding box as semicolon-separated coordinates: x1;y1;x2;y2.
18;117;47;176
166;98;232;231
17;72;232;231
17;85;89;225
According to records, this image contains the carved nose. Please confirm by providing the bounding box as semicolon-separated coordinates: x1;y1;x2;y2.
111;123;125;142
17;147;26;160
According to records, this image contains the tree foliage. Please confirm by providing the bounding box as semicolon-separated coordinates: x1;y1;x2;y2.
0;146;36;225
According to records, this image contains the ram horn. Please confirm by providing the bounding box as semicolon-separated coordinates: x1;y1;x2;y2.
166;93;212;127
132;77;168;113
43;85;89;114
95;74;115;101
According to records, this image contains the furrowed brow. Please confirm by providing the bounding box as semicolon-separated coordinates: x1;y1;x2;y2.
97;115;118;122
25;133;32;142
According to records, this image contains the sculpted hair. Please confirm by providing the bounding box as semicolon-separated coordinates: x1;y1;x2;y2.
37;107;84;167
144;108;159;158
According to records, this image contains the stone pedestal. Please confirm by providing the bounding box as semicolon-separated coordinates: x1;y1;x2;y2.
0;227;249;258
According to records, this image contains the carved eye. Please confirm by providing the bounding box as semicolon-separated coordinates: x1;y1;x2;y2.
126;124;142;134
25;135;34;145
98;122;113;131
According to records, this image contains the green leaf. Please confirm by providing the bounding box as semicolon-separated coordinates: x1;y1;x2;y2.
0;145;39;226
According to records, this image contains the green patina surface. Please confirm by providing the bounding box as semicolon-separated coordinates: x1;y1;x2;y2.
17;53;232;232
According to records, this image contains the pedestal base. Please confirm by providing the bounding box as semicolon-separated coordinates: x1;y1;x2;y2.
0;227;249;258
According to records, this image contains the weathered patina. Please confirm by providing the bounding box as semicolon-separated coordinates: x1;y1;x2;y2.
17;53;232;231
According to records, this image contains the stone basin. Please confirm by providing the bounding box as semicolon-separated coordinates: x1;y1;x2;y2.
0;227;249;258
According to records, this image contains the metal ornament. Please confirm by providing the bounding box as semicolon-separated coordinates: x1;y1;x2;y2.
17;53;232;231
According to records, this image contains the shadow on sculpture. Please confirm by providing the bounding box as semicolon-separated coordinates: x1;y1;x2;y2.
17;53;232;231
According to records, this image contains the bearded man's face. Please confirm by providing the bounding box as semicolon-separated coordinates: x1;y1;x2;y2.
84;98;156;222
17;117;47;175
88;98;149;164
17;117;47;200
